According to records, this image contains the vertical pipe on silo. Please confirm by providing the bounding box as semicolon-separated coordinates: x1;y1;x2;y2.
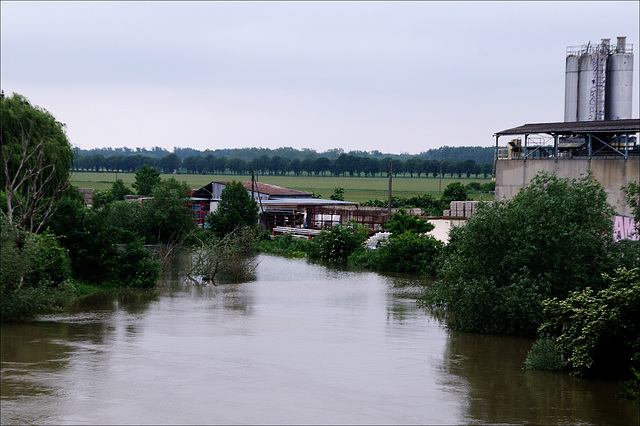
564;54;579;122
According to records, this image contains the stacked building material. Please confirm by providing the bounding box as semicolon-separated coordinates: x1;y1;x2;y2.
363;232;392;250
442;201;493;218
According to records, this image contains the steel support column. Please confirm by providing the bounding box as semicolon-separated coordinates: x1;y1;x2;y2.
625;135;629;159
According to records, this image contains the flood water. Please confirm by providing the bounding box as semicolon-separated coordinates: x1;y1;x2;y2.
1;254;638;425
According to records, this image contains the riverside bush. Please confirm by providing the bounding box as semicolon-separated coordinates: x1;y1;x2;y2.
426;171;621;336
190;226;258;284
385;208;435;234
1;218;75;321
351;231;443;275
256;233;311;257
47;192;161;289
349;209;442;275
107;238;161;289
309;224;368;263
538;267;640;380
524;336;564;372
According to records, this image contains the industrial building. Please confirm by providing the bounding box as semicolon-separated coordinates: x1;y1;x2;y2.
494;36;639;218
187;181;393;233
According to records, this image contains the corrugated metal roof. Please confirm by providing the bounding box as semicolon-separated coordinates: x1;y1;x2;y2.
494;119;640;136
192;181;313;199
239;181;311;197
259;198;358;207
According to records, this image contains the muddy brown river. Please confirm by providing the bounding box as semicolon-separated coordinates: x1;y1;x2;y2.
1;254;638;424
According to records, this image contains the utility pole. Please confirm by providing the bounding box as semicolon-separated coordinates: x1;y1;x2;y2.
439;160;443;195
388;160;392;216
251;167;255;201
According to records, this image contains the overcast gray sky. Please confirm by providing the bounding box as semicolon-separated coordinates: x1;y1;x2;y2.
2;1;638;154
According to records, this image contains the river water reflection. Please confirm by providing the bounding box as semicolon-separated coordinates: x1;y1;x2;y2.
1;254;638;424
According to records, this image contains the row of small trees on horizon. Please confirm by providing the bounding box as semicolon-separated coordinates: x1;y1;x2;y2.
74;145;497;164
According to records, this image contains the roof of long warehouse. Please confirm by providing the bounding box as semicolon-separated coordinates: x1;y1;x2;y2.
495;119;640;136
239;181;311;197
259;198;358;207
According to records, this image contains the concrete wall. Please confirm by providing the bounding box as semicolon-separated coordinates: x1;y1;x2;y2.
427;219;466;243
495;158;639;216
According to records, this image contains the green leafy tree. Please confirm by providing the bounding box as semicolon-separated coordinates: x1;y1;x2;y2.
359;231;443;275
207;181;259;238
46;190;160;289
1;216;74;322
466;182;482;192
385;208;435;234
330;187;345;201
47;194;120;282
404;194;443;214
481;181;495;192
309;224;368;263
111;179;132;200
107;238;161;289
91;189;113;209
103;200;142;244
92;179;133;209
622;181;640;224
537;267;639;381
133;164;161;196
352;209;442;275
159;153;182;173
1;92;74;233
440;182;468;206
140;177;195;244
428;171;620;336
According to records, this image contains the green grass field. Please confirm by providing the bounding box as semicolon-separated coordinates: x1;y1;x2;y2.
71;172;495;203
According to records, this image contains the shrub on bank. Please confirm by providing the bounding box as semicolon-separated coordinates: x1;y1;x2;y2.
425;171;622;336
309;224;369;263
524;336;564;372
537;267;640;380
350;209;443;275
256;233;311;257
106;238;162;289
350;231;443;275
0;218;76;322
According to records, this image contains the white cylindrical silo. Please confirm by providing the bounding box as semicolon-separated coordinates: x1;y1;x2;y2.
605;42;633;120
564;55;579;122
578;51;607;121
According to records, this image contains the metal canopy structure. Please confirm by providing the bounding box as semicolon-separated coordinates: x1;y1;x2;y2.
494;119;640;160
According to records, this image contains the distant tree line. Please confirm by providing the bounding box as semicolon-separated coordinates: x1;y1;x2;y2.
75;145;496;163
73;152;494;179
